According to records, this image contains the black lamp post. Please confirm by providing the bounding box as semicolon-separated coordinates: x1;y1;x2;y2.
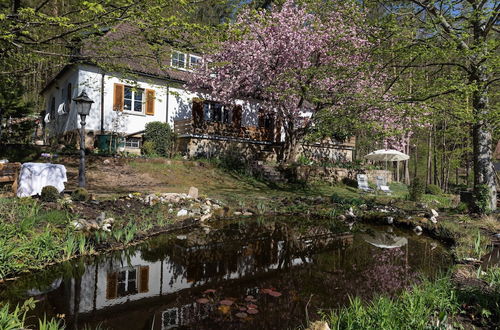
73;90;94;188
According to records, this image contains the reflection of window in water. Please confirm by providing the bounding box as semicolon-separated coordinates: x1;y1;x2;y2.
118;268;137;296
106;266;149;299
161;304;211;329
162;308;178;329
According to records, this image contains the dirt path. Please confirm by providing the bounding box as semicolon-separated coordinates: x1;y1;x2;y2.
62;156;162;195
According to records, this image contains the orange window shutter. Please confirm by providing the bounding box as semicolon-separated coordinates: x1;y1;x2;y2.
258;108;265;128
113;84;124;111
145;89;155;115
106;272;118;299
192;99;203;127
233;105;242;128
139;266;149;293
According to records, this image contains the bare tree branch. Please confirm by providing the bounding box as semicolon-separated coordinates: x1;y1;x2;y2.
399;88;459;103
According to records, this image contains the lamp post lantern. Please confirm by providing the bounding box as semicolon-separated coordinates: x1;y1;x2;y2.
73;90;94;188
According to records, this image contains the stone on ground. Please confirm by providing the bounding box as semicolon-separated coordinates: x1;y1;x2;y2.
188;186;199;199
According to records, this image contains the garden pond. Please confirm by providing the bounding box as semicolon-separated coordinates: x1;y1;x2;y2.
0;217;452;329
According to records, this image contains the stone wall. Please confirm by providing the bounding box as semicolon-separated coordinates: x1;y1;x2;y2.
291;165;392;185
176;137;278;161
176;136;355;163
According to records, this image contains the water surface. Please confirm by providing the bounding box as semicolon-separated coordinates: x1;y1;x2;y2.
0;217;452;329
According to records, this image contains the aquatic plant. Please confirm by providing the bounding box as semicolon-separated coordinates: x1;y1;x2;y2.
63;234;76;260
473;230;485;260
484;267;500;288
0;298;63;330
38;316;64;330
325;278;459;329
77;234;87;255
124;223;138;244
0;299;32;330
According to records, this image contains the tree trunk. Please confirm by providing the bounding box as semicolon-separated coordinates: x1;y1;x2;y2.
441;121;446;190
404;142;410;184
281;120;299;163
426;128;432;185
472;86;497;211
433;126;439;186
413;143;418;180
0;112;3;142
470;17;497;212
466;145;470;187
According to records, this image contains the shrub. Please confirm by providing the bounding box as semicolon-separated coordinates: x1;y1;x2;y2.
409;177;425;202
455;202;469;214
342;177;358;188
218;148;247;173
71;188;89;202
141;140;157;157
143;121;175;157
296;155;313;165
473;184;491;214
40;186;61;202
425;184;442;195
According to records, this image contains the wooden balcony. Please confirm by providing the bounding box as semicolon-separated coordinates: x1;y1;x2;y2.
174;119;276;143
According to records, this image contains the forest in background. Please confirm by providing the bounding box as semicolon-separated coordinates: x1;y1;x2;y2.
0;0;498;210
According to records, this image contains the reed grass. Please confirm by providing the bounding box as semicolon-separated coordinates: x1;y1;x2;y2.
325;278;459;330
0;298;63;330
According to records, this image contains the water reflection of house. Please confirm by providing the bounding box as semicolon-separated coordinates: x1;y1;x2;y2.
65;231;353;318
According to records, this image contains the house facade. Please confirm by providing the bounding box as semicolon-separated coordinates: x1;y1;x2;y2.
41;23;355;162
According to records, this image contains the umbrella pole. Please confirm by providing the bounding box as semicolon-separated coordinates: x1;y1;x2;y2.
396;161;400;182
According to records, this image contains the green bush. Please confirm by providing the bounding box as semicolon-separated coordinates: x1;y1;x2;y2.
141;140;157;156
40;186;61;202
409;177;425;202
455;202;469;214
425;184;442;195
71;188;89;202
218;148;247;173
296;155;313;165
341;177;358;188
143;121;175;157
473;184;491;214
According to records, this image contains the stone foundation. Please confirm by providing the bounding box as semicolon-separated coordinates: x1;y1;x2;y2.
291;165;392;184
176;136;278;161
176;136;355;163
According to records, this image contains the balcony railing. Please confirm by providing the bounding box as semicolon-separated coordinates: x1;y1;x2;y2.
174;119;276;143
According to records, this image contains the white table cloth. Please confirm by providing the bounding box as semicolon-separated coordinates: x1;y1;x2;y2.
17;162;68;197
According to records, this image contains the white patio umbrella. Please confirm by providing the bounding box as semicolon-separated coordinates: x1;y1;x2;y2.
362;232;408;249
364;149;410;181
364;149;410;162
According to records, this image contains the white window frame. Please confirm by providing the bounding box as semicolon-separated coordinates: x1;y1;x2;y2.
171;51;186;69
123;86;145;114
162;308;179;329
171;51;201;71
189;54;201;68
116;267;138;297
125;137;141;149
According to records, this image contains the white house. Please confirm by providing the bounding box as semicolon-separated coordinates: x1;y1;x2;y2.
41;22;355;161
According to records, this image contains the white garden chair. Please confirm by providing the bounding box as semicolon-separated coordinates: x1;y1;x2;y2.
356;174;373;193
376;176;392;195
